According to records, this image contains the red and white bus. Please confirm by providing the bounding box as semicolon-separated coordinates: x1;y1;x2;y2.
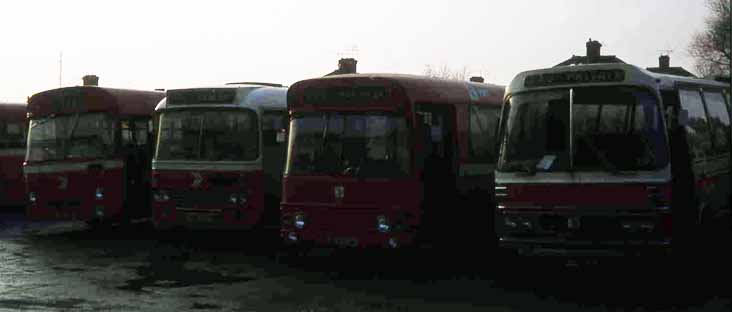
151;83;288;231
24;83;164;225
0;102;28;208
495;63;731;257
281;74;505;249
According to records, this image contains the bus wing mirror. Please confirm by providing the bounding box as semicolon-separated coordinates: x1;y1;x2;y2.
276;130;287;143
678;108;690;127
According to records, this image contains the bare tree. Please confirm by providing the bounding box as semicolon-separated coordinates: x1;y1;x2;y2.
423;64;471;81
688;0;731;78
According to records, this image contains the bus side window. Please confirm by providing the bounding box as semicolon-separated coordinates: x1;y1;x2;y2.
134;119;150;146
121;119;150;147
121;120;134;147
468;105;501;163
0;122;26;149
702;91;731;157
679;89;714;167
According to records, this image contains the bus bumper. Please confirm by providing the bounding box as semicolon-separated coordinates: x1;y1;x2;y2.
153;207;260;231
281;228;416;249
498;236;672;257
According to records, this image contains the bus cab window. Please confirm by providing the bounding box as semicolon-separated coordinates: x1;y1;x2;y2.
121;119;149;147
702;91;731;156
679;89;714;165
262;111;287;145
469;105;501;162
134;120;150;146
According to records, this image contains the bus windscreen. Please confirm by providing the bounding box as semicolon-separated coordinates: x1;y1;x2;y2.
285;112;409;177
156;109;259;161
498;86;668;173
27;112;115;162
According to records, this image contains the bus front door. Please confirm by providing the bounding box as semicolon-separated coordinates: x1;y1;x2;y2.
415;104;457;247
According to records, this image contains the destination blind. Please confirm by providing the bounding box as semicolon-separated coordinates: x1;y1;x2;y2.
524;69;625;88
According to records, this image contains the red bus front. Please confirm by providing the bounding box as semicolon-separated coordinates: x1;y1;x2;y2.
495;85;673;256
24;112;126;221
24;86;161;223
281;79;422;248
151;104;267;230
0;103;28;208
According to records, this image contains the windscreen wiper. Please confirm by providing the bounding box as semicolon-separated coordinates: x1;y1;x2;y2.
579;136;635;176
31;117;52;128
508;159;537;176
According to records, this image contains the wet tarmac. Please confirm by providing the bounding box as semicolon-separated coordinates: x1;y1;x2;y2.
1;211;730;311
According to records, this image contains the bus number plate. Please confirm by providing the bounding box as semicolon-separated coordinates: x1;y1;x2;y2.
186;213;215;223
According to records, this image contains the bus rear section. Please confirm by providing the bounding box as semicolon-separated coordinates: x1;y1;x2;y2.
281;74;504;249
151;84;288;231
24;81;163;223
0;102;28;209
495;64;730;257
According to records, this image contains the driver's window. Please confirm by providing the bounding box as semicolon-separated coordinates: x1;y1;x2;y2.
679;89;713;165
262;111;287;146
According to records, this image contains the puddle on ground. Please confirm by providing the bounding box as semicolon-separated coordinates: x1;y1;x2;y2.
0;298;87;310
52;266;88;273
117;263;256;293
192;302;223;310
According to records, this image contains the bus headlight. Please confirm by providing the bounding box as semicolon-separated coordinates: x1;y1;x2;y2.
95;206;105;218
154;190;170;202
504;217;518;229
294;214;306;229
95;187;104;200
29;192;37;203
504;216;532;231
377;215;390;233
230;194;247;205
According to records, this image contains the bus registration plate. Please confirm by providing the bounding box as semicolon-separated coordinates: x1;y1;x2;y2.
330;236;359;247
185;213;215;223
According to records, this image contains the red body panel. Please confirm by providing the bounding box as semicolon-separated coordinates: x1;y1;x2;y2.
0;103;27;208
495;182;673;256
280;176;421;248
27;87;163;118
152;169;265;229
501;183;656;209
25;159;125;221
0;152;26;207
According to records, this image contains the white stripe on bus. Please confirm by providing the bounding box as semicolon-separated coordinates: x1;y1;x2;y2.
0;149;26;157
152;160;262;172
23;160;124;174
495;165;672;184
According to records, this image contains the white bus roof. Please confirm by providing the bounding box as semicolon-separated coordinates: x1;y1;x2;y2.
155;83;287;112
506;63;729;99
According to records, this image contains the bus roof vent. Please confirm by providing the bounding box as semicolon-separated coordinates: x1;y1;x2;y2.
83;75;99;86
225;82;283;87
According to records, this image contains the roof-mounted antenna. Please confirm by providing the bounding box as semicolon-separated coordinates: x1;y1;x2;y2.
337;44;359;60
58;52;63;88
658;49;674;56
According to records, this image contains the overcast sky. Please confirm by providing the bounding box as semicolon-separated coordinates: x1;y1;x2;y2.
0;0;710;102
